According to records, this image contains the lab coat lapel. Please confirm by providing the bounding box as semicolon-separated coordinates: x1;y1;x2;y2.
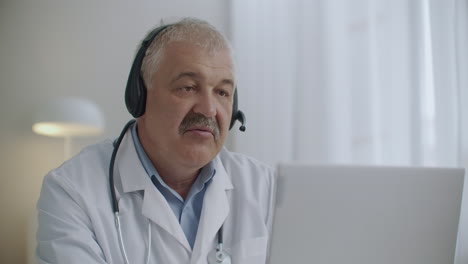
192;156;233;261
141;182;191;251
117;130;191;252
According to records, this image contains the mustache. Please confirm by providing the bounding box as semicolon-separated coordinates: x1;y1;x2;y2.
179;112;220;138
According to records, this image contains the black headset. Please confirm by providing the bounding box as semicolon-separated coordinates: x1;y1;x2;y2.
124;24;246;131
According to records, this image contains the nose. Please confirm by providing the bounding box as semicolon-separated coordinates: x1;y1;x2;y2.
193;92;217;118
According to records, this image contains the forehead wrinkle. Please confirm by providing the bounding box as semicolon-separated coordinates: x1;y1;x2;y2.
159;42;235;85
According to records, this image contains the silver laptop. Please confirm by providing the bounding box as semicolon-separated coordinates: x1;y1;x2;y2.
268;164;465;264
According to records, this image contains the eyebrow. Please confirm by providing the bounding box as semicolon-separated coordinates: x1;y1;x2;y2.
170;71;199;84
170;71;235;88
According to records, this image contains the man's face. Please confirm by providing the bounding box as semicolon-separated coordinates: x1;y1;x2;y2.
138;41;234;171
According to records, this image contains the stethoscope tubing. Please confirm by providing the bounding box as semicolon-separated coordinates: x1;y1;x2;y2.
109;120;137;214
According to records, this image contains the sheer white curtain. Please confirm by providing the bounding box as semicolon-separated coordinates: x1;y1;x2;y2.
230;0;468;262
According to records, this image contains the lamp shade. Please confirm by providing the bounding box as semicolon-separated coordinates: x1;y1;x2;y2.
32;97;105;137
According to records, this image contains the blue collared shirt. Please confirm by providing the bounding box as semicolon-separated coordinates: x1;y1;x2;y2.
131;123;215;248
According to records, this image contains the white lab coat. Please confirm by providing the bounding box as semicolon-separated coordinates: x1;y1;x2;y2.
36;130;277;264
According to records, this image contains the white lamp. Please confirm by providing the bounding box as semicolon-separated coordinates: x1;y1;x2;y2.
32;97;105;159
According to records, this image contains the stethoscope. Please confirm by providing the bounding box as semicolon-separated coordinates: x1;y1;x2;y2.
109;119;231;264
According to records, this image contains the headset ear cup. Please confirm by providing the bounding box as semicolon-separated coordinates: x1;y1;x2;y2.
125;73;147;118
134;76;147;117
125;25;171;118
125;45;148;117
229;89;239;130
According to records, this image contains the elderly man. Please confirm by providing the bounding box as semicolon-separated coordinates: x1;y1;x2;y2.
36;18;276;264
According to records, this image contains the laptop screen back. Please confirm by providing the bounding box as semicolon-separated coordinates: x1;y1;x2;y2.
268;165;465;264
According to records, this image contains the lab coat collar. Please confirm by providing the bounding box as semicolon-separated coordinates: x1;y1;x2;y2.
117;130;149;193
117;130;234;253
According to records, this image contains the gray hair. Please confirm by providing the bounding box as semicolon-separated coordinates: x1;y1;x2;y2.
140;18;234;90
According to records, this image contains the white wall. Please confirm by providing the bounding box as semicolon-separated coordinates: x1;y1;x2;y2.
0;1;229;263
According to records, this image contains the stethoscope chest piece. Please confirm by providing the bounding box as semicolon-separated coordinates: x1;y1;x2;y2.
208;248;231;264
